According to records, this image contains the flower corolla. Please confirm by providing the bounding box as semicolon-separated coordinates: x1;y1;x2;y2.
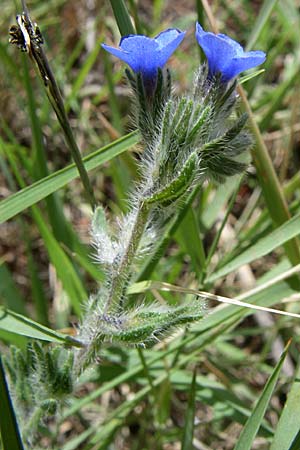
195;22;266;82
102;28;186;82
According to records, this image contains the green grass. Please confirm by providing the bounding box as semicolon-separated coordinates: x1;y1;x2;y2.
1;0;300;449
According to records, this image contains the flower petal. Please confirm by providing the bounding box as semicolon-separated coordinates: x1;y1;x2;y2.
155;28;186;67
101;43;133;66
102;36;159;77
195;22;266;82
102;28;185;81
155;28;185;48
217;33;244;55
196;24;236;76
221;51;266;80
120;34;159;53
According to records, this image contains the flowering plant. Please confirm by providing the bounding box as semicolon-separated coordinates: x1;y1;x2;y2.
5;17;267;448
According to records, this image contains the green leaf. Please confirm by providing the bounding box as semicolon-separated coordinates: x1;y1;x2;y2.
175;208;206;277
0;132;139;224
109;0;136;35
234;341;291;450
201;177;240;229
62;276;295;424
246;0;279;51
288;429;300;450
155;378;171;425
0;356;25;450
0;307;82;346
181;368;197;450
145;153;197;205
0;263;27;315
208;212;300;282
270;365;300;450
31;206;87;316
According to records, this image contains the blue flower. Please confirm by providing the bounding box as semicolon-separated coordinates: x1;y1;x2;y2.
102;28;186;82
195;23;266;82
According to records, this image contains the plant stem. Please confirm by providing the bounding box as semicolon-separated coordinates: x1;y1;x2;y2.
137;347;155;391
137;187;200;281
16;2;97;210
105;201;150;312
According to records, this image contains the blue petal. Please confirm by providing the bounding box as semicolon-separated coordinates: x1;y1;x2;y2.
102;36;159;77
155;28;185;48
101;43;134;67
120;34;159;53
155;28;186;67
195;22;266;82
217;33;244;55
102;29;185;80
221;51;266;80
195;23;236;75
120;35;159;75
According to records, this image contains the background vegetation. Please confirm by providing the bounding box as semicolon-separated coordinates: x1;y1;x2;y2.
1;0;300;448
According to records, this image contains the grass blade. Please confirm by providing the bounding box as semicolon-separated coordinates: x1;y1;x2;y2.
175;208;206;278
246;0;279;51
181;368;197;450
0;356;24;450
0;263;27;315
0;132;138;224
234;341;291;450
270;365;300;450
288;429;300;450
208;212;300;283
30;206;87;316
109;0;136;35
0;306;82;346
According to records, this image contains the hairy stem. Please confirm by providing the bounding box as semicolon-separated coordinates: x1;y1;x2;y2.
105;200;150;312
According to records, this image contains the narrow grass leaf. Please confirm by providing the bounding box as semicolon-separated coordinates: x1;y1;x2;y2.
0;263;27;315
156;378;172;425
181;368;197;450
0;131;138;223
208;212;300;283
201;177;240;229
175;208;206;277
246;0;279;51
26;248;49;325
270;365;300;450
31;206;87;316
0;356;24;450
288;429;300;450
109;0;136;35
0;306;82;346
234;341;291;450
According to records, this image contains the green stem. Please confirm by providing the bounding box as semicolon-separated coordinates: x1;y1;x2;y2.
238;86;300;265
17;4;97;210
201;178;243;284
105;201;150;312
137;187;200;281
137;347;155;391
